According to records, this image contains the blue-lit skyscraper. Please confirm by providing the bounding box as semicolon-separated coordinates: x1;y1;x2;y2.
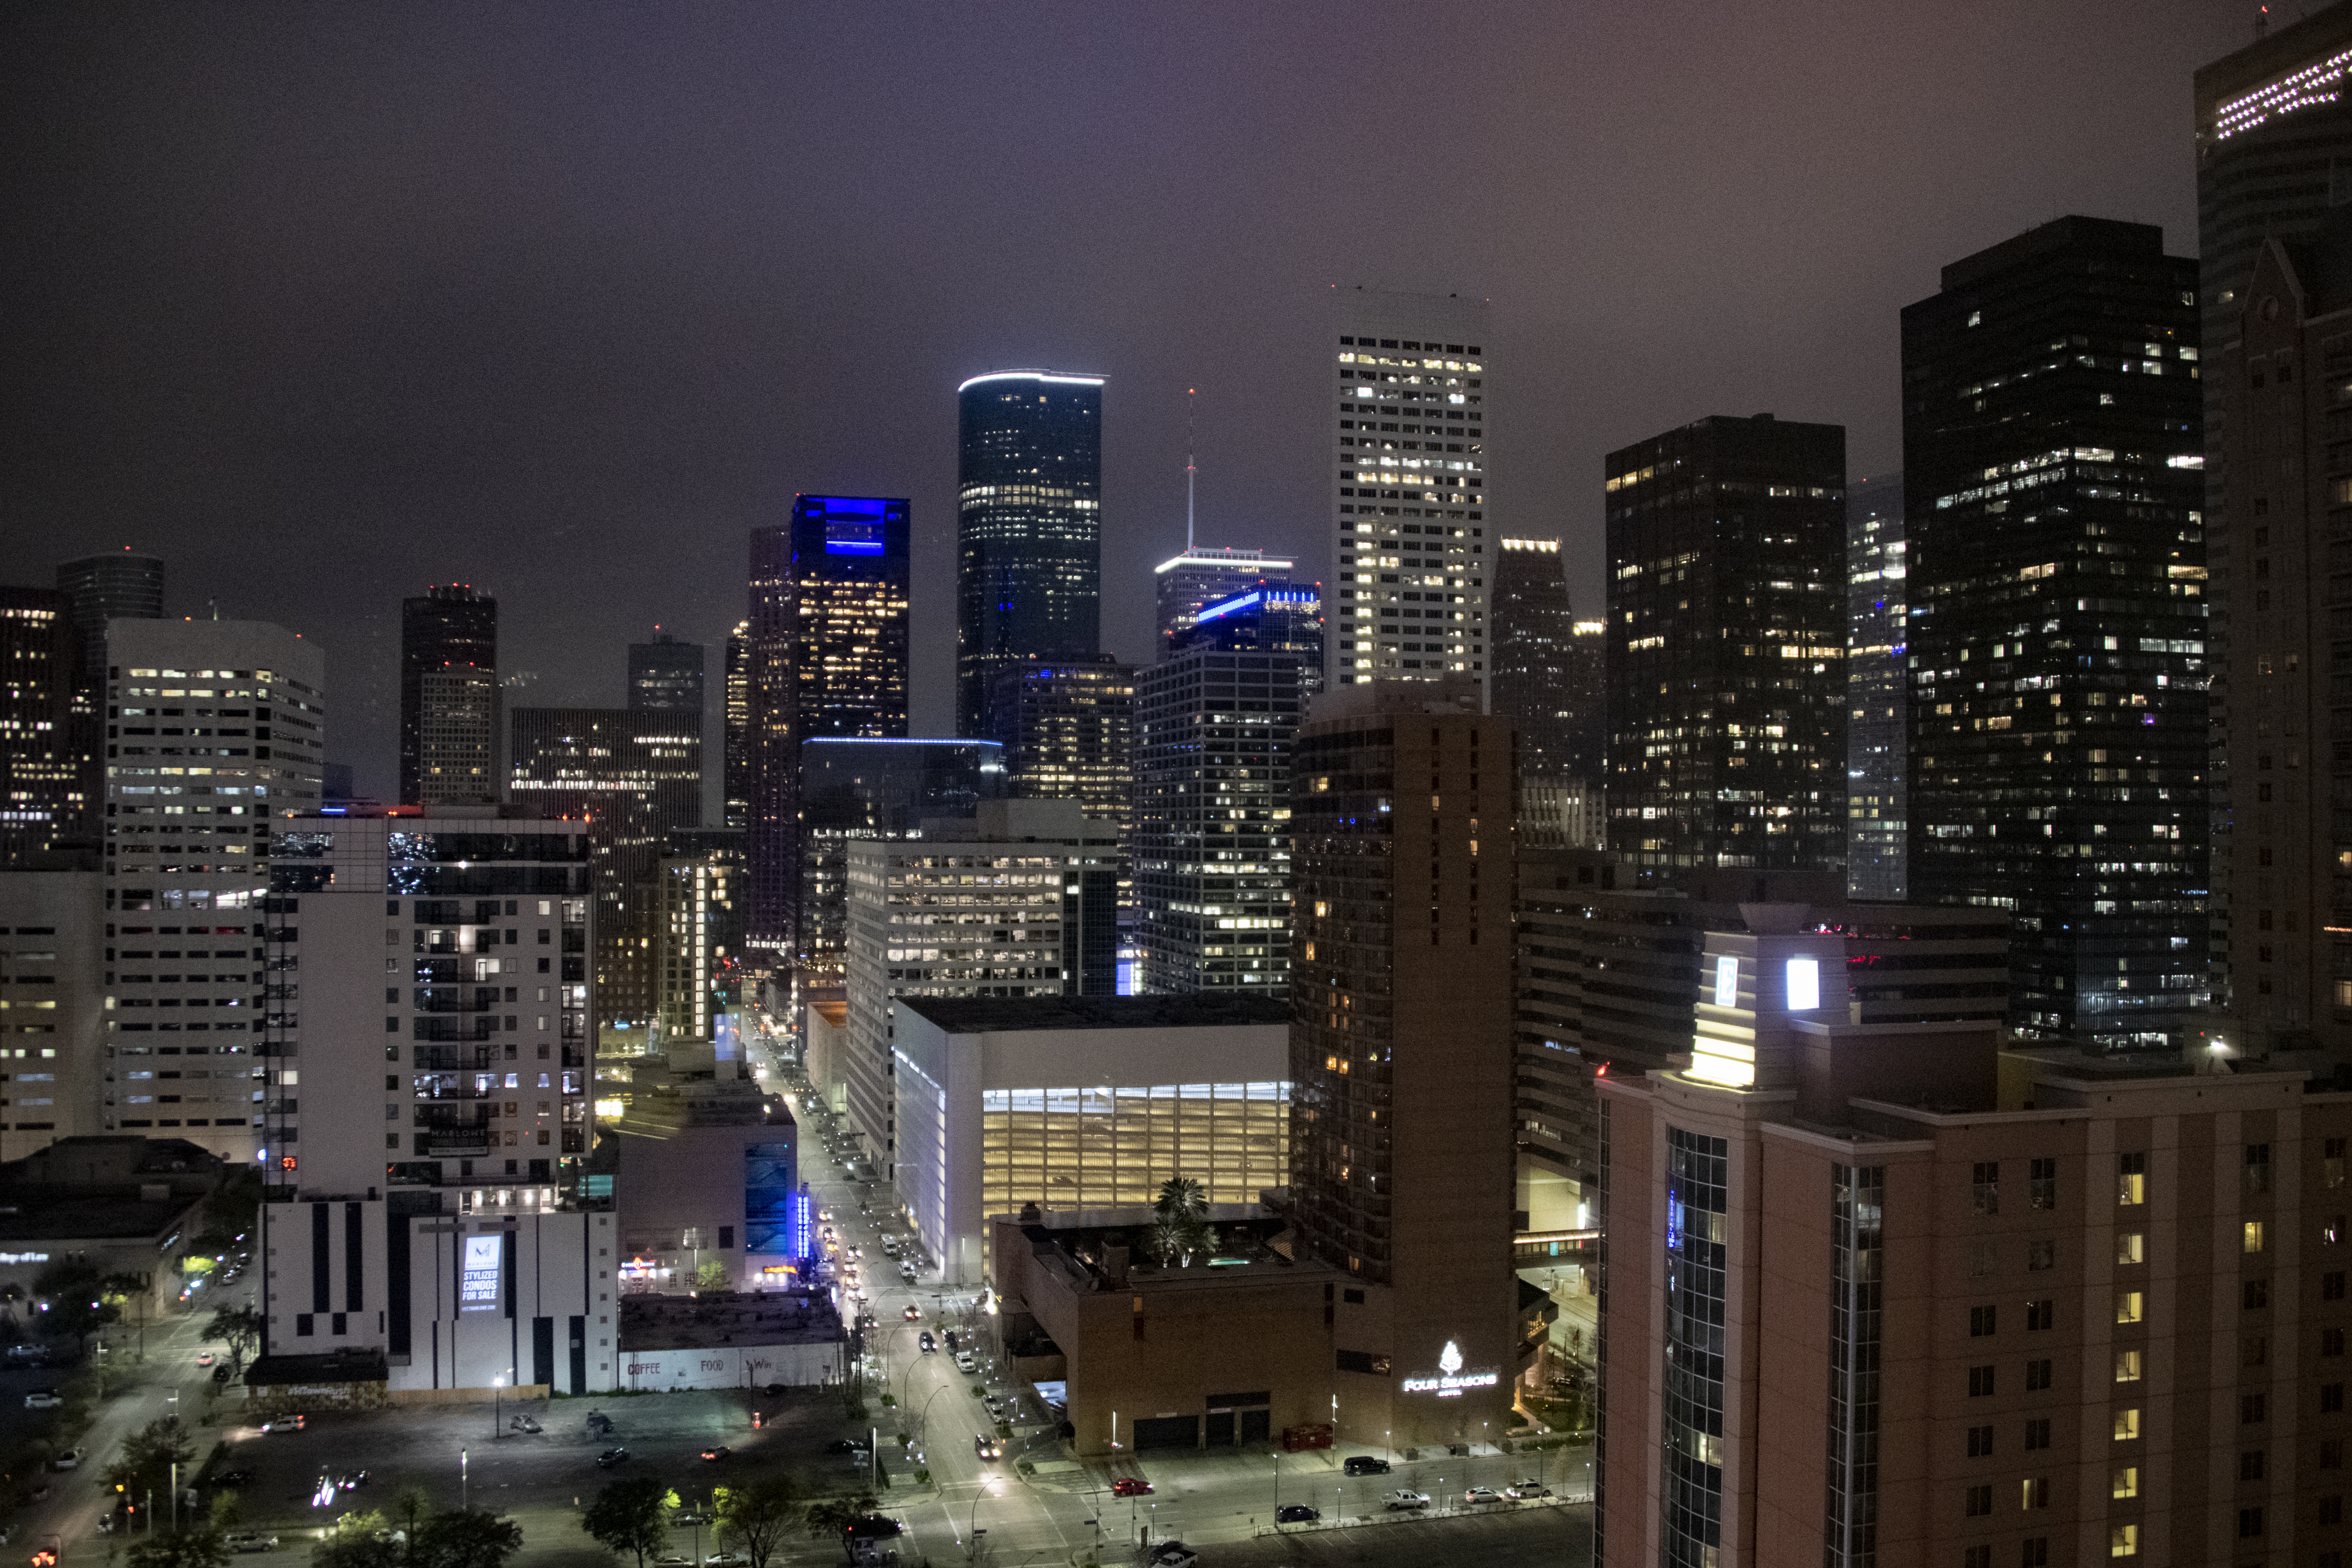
956;370;1105;738
746;496;912;952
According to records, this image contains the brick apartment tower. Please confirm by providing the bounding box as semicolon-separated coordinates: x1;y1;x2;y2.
1595;908;2352;1568
1289;676;1518;1449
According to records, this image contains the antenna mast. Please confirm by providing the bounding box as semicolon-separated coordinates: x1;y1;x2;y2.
1186;387;1197;551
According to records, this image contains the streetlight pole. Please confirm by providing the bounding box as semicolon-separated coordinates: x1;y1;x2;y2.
460;1449;469;1513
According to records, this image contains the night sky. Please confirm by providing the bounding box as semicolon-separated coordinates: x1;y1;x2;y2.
2;1;2251;797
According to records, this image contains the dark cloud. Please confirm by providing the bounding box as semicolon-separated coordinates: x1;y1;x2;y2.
1;0;2240;791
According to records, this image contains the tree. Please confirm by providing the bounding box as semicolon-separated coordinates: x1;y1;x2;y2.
713;1478;801;1568
311;1511;398;1568
204;1305;263;1370
126;1533;229;1568
411;1510;522;1568
692;1259;730;1292
1152;1176;1206;1225
1145;1177;1213;1267
33;1257;121;1351
107;1415;198;1503
581;1477;670;1568
802;1494;879;1539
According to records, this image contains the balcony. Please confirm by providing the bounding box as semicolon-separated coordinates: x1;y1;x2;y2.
419;1130;493;1157
414;1046;495;1071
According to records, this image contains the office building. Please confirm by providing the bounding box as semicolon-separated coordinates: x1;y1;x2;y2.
628;632;704;714
416;665;500;807
2213;221;2352;1050
1133;639;1303;996
103;619;325;1166
1593;908;2352;1568
1328;292;1493;695
839;800;1119;1179
1;586;89;865
1519;777;1599;850
507;707;699;1034
654;848;743;1047
1154;546;1294;654
0;862;105;1160
1289;677;1518;1447
988;658;1136;839
1847;472;1908;901
1173;581;1325;699
253;809;612;1394
796;738;1004;969
1902;217;2208;1052
1491;537;1600;785
956;371;1105;737
746;498;912;953
723;620;751;831
1605;414;1848;877
890;992;1290;1282
399;585;496;808
56;551;164;685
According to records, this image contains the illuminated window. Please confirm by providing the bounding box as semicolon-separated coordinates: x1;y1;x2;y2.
1786;957;1820;1011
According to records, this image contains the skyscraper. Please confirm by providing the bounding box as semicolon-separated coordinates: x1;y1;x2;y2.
1903;217;2207;1053
723;619;751;831
55;551;164;683
416;666;501;807
399;584;497;806
628;632;705;714
987;658;1136;841
1604;414;1848;876
1328;292;1493;695
1133;634;1303;996
1846;472;1908;900
956;371;1104;737
1288;676;1516;1448
1177;582;1325;698
747;497;912;952
103;619;325;1166
0;586;88;864
797;737;1004;969
1489;538;1592;783
1153;546;1294;654
2212;220;2351;1048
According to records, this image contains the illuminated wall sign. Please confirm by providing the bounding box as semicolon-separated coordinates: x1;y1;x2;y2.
812;498;889;555
1712;954;1738;1008
0;1251;51;1265
459;1236;502;1313
1786;957;1820;1012
1400;1339;1498;1397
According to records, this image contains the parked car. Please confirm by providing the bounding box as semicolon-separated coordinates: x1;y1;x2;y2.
1342;1455;1390;1476
212;1470;254;1489
654;1554;692;1568
1383;1490;1432;1512
22;1390;62;1410
841;1516;902;1539
1274;1504;1320;1523
699;1446;730;1462
918;1332;935;1353
1111;1478;1153;1498
953;1352;977;1374
596;1448;631;1468
1145;1544;1196;1568
260;1415;305;1434
211;1365;233;1383
1505;1480;1552;1500
222;1536;278;1555
824;1439;866;1455
53;1448;84;1470
974;1434;1002;1460
197;1353;216;1367
670;1512;710;1528
943;1331;961;1352
1464;1486;1503;1505
703;1553;748;1567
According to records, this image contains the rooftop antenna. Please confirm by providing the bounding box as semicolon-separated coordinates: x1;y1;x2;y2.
2258;3;2269;36
1185;387;1198;551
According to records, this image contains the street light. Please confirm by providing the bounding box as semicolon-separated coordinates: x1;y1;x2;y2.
460;1448;469;1513
493;1375;504;1439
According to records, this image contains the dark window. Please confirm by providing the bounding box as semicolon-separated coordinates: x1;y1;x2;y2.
1971;1305;1998;1337
2018;1539;2047;1568
2246;1143;2272;1194
1963;1549;1991;1568
2241;1392;2269;1424
717;1226;733;1250
1342;1288;1365;1305
1969;1365;1996;1397
2324;1327;2346;1357
1973;1161;1999;1215
2320;1496;2343;1527
2023;1418;2051;1451
2325;1383;2347;1414
2029;1157;2056;1210
2325;1271;2347;1301
1336;1349;1377;1375
2246;1279;2270;1310
1967;1424;1993;1457
2237;1506;2263;1539
2025;1359;2052;1391
2325;1439;2345;1469
295;1313;314;1337
2026;1300;2054;1331
2240;1450;2266;1481
1964;1484;1992;1517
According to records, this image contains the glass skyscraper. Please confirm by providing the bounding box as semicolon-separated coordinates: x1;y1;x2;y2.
1153;546;1292;656
955;370;1104;738
746;497;912;952
399;583;497;807
1845;473;1907;901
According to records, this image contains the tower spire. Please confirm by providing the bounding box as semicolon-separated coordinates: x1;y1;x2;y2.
1185;387;1198;551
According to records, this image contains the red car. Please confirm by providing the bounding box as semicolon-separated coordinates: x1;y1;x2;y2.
1112;1478;1153;1498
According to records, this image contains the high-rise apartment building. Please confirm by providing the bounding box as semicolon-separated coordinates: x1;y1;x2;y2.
1847;472;1909;901
1133;639;1303;996
417;666;500;807
1903;217;2208;1052
1328;292;1493;696
399;585;497;807
988;658;1136;839
0;861;105;1159
2214;221;2352;1049
1153;547;1294;654
56;551;164;684
746;498;912;953
839;799;1119;1177
655;848;741;1047
956;372;1104;738
797;738;1004;969
1593;911;2352;1568
628;632;704;714
1604;414;1848;876
1490;538;1599;785
102;619;326;1165
255;810;613;1394
1;587;88;864
723;620;751;832
1288;677;1517;1447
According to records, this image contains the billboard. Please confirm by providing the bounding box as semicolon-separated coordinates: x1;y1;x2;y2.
459;1235;502;1314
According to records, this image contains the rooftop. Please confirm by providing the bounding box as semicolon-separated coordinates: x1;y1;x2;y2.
897;992;1291;1035
1003;1209;1337;1296
244;1348;389;1387
618;1290;845;1351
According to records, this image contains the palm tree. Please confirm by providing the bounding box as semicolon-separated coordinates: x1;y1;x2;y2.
1152;1176;1206;1226
1145;1178;1213;1267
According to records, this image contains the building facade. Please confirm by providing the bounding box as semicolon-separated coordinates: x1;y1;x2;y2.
1153;546;1294;654
102;619;326;1166
1902;217;2208;1052
1175;582;1325;698
627;632;704;714
655;849;743;1047
1;586;88;866
796;738;1004;969
1490;537;1597;786
1847;472;1909;901
0;864;104;1159
56;552;163;688
1329;292;1494;696
1605;414;1848;877
723;619;751;832
1133;641;1302;996
417;665;500;807
956;372;1104;738
839;800;1119;1181
399;585;496;808
988;658;1136;843
1288;677;1519;1447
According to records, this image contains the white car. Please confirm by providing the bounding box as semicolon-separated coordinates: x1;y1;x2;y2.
954;1352;977;1374
705;1553;749;1566
1383;1489;1432;1511
23;1390;62;1410
223;1534;278;1554
54;1447;84;1470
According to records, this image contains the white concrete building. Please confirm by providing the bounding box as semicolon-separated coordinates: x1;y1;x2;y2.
889;993;1290;1284
103;620;325;1165
0;864;105;1159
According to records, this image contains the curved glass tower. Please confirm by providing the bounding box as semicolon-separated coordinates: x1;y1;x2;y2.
955;370;1104;737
